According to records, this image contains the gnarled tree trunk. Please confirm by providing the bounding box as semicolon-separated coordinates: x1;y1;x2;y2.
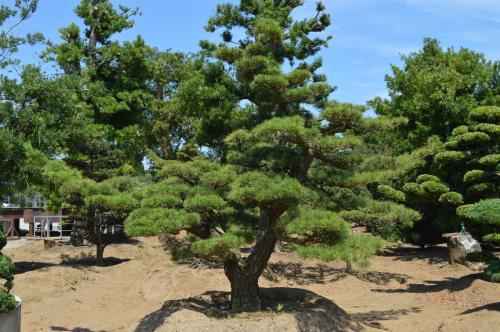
224;261;261;312
224;208;281;312
96;243;105;266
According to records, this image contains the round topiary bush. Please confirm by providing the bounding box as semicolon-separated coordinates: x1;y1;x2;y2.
466;251;498;264
0;225;15;313
484;260;500;283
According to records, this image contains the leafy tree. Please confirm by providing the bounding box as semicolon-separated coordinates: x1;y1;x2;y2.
0;225;15;313
1;67;88;157
126;0;388;312
0;1;45;203
42;160;139;265
0;129;25;196
370;38;499;151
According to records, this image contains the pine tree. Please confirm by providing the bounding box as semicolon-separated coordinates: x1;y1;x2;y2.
126;0;385;312
42;160;139;265
42;0;150;180
0;0;43;70
379;106;499;245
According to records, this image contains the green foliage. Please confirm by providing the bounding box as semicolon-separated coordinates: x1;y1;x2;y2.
369;38;499;148
228;172;303;209
192;232;253;261
434;151;467;164
416;174;441;184
456;204;473;218
184;194;226;215
438;192;463;206
0;226;15;313
466;251;498;264
377;185;406;203
484;261;500;283
320;101;364;133
0;0;43;69
470;106;500;124
474;123;500;138
281;208;350;244
125;208;200;237
340;200;420;241
463;170;486;184
42;160;139;263
451;126;469;136
483;233;500;245
0;291;16;313
297;235;385;270
450;132;490;149
420;181;449;196
478;154;500;168
465;199;500;225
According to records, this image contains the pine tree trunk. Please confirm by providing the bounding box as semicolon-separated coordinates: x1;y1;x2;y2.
346;260;353;273
70;220;85;247
223;209;281;312
96;243;105;266
224;261;261;312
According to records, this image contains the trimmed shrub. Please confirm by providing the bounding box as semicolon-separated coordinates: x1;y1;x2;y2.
483;233;500;245
463;170;486;184
451;132;490;148
474;123;500;137
416;174;440;184
403;182;424;195
466;251;498;264
484;260;500;283
466;182;495;198
478;154;500;168
377;185;406;202
434;151;467;164
465;199;500;225
451;125;469;136
420;181;449;196
0;225;15;313
438;192;463;206
469;106;500;124
456;204;473;218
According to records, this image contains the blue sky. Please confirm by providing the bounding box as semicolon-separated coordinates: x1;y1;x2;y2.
9;0;500;106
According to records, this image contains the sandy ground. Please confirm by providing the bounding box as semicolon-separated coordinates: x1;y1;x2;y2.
4;237;500;332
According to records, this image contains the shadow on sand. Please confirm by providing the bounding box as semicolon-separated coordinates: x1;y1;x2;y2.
50;327;105;332
382;246;448;265
371;273;483;294
134;287;419;332
264;261;409;285
460;302;500;315
14;254;130;274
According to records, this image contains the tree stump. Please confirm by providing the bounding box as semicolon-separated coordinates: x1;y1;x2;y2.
443;232;482;265
43;239;56;249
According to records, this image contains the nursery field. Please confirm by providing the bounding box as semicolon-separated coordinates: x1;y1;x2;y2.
5;238;500;332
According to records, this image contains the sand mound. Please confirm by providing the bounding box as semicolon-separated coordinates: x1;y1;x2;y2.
4;238;500;331
136;287;361;332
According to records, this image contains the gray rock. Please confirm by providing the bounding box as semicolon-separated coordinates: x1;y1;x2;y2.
444;232;482;265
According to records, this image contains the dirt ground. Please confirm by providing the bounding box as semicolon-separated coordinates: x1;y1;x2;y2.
4;237;499;332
